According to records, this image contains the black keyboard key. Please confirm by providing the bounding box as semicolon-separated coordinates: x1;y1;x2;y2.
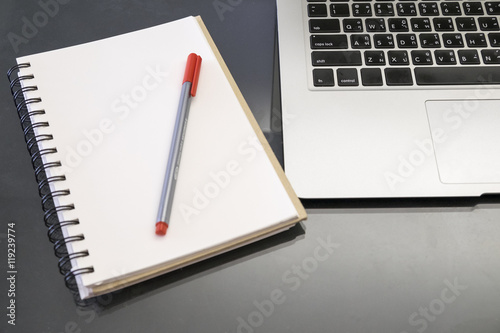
397;3;417;16
313;69;335;86
489;33;500;46
479;17;500;31
411;50;433;65
458;50;480;64
308;4;328;17
419;2;439;16
388;50;410;65
397;33;418;48
311;35;349;49
433;18;454;31
351;34;371;48
312;51;363;66
435;50;457;65
361;68;383;86
441;2;462;16
352;3;372;16
374;3;395;16
463;2;484;16
465;33;487;47
485;2;500;15
310;19;341;33
388;18;409;32
456;17;477;31
482;49;500;64
385;68;413;85
343;19;364;32
442;33;464;48
411;18;432;31
337;68;359;86
330;4;350;17
373;34;395;48
365;18;386;32
420;33;441;48
364;50;386;65
414;66;500;85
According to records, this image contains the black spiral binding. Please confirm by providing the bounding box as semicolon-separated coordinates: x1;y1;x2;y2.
7;63;95;300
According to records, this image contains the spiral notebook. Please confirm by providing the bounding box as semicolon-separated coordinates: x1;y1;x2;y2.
7;16;306;300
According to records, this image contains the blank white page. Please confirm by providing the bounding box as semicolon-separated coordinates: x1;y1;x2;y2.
17;16;304;299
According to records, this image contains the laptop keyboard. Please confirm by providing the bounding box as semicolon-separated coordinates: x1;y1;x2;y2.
306;0;500;88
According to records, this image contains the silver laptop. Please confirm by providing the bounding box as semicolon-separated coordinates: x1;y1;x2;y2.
276;0;500;198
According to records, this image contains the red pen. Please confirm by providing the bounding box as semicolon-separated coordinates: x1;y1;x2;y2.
156;53;202;236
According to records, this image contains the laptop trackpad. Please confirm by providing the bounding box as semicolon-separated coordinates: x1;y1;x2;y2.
426;100;500;184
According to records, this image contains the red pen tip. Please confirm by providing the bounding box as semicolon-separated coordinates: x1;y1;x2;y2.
182;53;202;97
155;222;168;236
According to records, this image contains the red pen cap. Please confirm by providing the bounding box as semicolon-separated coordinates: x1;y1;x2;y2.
155;221;168;236
182;53;202;97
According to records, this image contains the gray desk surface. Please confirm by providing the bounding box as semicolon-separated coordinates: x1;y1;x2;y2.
1;1;499;332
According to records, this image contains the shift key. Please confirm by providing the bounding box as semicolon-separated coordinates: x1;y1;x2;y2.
312;51;362;66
